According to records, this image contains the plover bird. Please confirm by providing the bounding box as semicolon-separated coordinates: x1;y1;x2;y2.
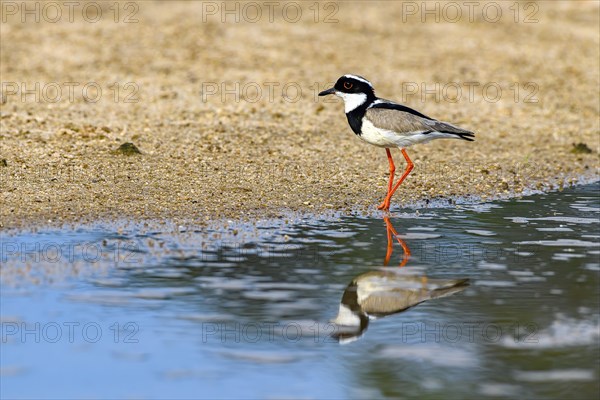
331;268;469;343
319;74;475;211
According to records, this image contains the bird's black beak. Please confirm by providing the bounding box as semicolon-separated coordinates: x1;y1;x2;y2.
318;87;336;96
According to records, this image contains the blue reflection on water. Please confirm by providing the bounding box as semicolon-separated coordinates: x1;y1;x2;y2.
1;183;599;399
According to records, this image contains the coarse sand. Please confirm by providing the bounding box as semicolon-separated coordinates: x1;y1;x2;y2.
1;1;599;230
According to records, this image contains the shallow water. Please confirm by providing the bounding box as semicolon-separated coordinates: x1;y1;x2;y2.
1;183;599;399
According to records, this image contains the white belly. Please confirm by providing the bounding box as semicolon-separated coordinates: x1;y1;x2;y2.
359;119;453;148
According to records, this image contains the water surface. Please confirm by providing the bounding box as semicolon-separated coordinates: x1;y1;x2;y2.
1;183;599;399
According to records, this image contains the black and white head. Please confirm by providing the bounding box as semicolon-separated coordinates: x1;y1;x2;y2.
319;74;376;113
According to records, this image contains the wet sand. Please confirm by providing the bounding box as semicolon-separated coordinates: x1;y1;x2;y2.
1;1;598;229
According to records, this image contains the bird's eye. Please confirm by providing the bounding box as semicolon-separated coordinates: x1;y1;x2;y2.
343;82;353;90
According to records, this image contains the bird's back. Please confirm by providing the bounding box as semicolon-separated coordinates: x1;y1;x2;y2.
366;104;475;141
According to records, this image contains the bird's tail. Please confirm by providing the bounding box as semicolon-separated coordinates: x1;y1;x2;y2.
429;278;470;299
452;130;475;142
429;120;475;141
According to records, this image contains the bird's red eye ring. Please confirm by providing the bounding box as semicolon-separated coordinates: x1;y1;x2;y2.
343;82;353;90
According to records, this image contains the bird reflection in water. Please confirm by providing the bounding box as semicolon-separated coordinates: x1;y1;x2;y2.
383;216;411;267
331;216;469;343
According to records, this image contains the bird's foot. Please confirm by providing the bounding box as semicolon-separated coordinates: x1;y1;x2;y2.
377;200;390;210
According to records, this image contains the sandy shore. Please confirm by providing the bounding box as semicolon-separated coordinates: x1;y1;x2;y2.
1;1;598;229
